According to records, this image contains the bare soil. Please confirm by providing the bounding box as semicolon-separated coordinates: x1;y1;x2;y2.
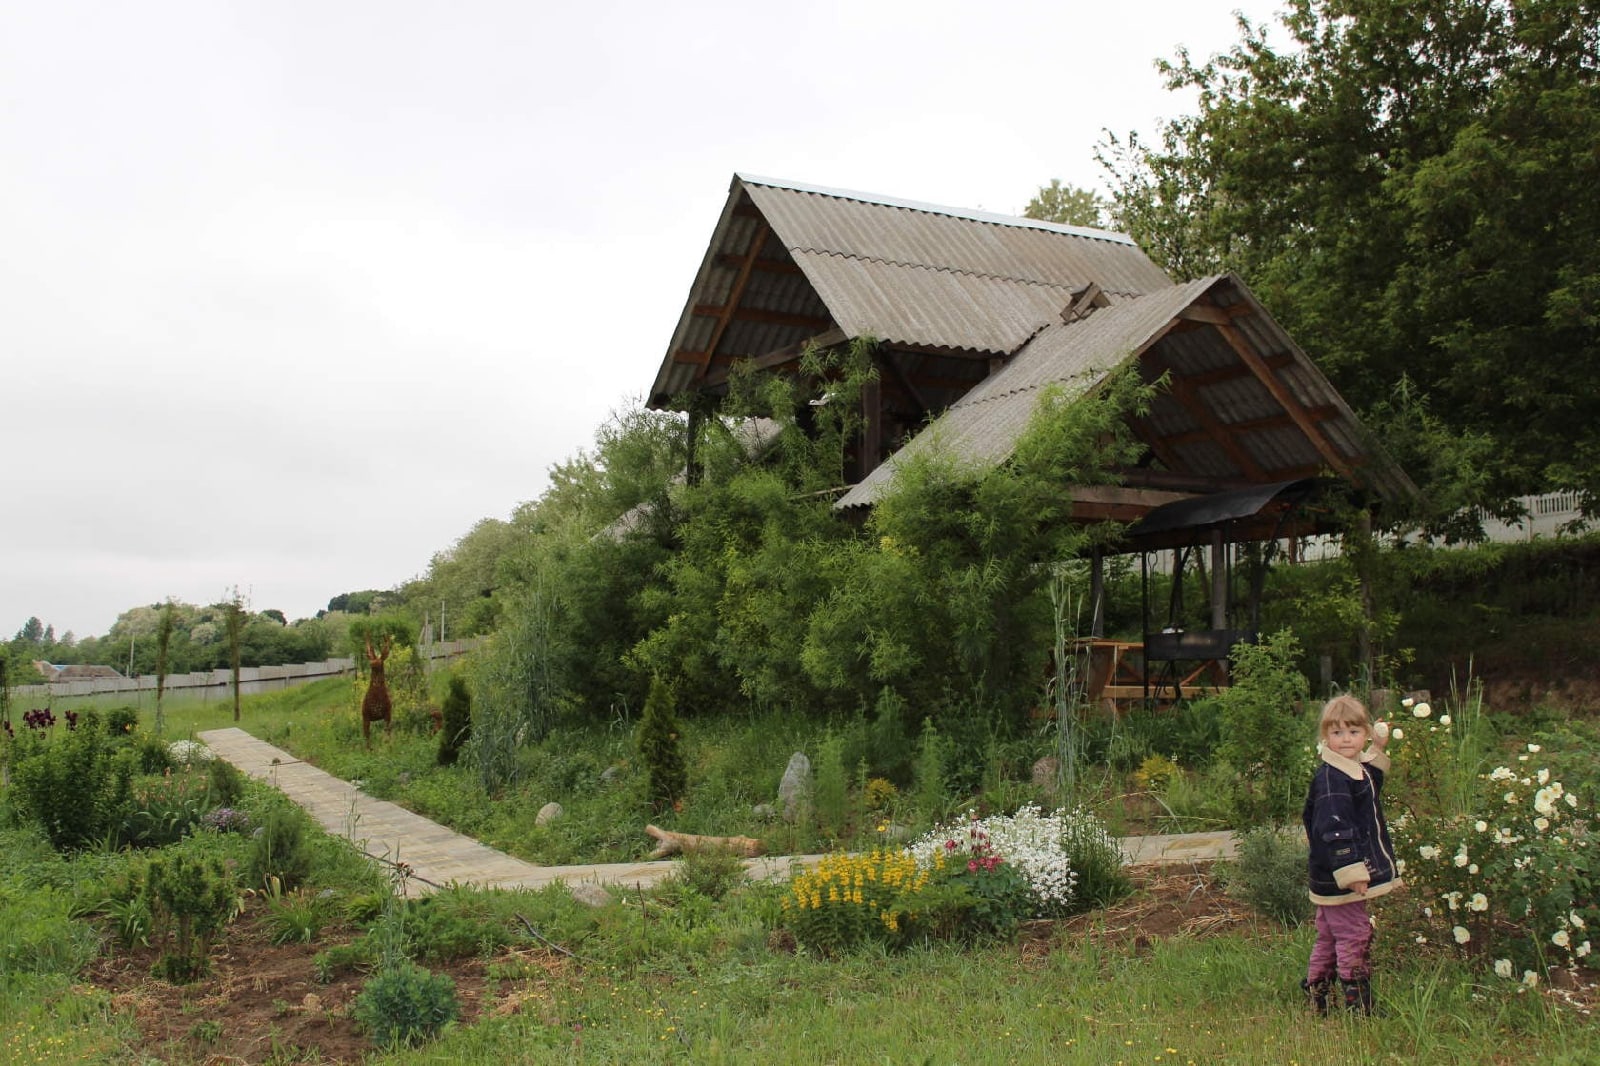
84;867;1258;1064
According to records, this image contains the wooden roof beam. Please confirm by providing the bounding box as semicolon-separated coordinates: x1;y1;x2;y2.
1162;404;1341;447
691;305;833;330
699;327;848;388
1143;354;1269;480
1216;322;1357;480
695;220;771;370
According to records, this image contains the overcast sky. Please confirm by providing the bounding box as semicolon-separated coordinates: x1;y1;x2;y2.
2;0;1281;641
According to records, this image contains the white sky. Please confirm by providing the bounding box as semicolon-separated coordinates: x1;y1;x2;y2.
2;0;1280;641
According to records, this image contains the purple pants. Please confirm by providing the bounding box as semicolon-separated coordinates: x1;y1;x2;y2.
1307;901;1372;981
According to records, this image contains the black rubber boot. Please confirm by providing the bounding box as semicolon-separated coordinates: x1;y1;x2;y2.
1301;976;1335;1016
1341;976;1376;1016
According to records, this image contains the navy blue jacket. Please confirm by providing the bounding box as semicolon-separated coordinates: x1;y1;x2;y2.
1302;745;1401;906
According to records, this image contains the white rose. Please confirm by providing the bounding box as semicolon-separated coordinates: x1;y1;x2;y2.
1553;929;1571;948
1454;926;1471;944
1440;714;1452;726
1470;893;1489;912
1523;971;1540;988
1391;727;1405;740
1495;958;1514;978
1528;743;1542;753
1374;721;1390;739
1419;844;1441;860
1413;703;1432;718
1475;820;1488;832
1402;697;1414;708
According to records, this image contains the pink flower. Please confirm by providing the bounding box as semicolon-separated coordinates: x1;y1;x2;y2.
968;860;979;872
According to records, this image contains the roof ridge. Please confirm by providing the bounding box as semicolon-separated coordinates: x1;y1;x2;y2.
738;173;1137;246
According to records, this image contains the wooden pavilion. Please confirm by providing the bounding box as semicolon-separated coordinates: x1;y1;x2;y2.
648;175;1417;707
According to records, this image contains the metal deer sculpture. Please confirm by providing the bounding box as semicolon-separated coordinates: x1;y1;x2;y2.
361;634;394;747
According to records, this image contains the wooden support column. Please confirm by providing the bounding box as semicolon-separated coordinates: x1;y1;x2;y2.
1090;549;1106;638
685;404;703;487
860;375;883;476
1210;529;1227;631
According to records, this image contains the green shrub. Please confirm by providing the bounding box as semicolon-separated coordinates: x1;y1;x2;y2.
913;718;948;820
265;888;333;945
145;852;237;982
1060;806;1131;911
103;707;139;738
436;675;472;766
637;676;686;814
313;938;378;983
662;846;748;902
1216;630;1312;827
353;961;459;1049
1221;826;1312;927
8;728;134;851
812;733;849;841
120;769;211;848
206;757;247;807
131;731;174;774
245;808;314;892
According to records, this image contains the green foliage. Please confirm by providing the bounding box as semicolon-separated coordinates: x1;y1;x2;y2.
1058;805;1132;911
206;756;246;808
637;676;687;814
811;733;849;841
144;851;237;982
436;674;472;766
1101;0;1600;517
1024;178;1110;227
1222;826;1312;927
244;807;314;892
7;726;134;851
120;768;211;848
352;961;459;1049
662;846;748;903
1216;630;1312;826
0;883;100;977
912;719;949;820
264;887;333;945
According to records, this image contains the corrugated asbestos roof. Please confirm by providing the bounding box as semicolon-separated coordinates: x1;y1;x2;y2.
650;175;1171;404
836;275;1415;508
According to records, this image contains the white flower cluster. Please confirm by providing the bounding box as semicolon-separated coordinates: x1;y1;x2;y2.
167;739;214;766
909;805;1083;917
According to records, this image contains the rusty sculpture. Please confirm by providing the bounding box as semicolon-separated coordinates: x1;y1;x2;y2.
361;634;394;747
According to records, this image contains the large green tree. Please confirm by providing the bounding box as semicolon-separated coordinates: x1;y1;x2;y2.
1100;0;1600;520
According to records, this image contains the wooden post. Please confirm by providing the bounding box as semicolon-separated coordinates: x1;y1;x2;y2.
859;375;882;477
1210;529;1227;631
685;403;703;487
1090;549;1105;638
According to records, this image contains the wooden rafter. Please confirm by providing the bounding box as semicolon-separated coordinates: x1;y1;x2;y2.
700;327;847;388
695;220;771;371
1162;404;1341;447
691;304;832;330
1216;323;1357;480
1144;353;1269;480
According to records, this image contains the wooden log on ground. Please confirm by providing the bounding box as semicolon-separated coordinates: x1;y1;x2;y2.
644;824;763;859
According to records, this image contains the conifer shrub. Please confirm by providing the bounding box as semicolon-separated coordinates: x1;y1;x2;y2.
353;961;459;1049
245;807;314;892
637;676;686;814
437;675;472;766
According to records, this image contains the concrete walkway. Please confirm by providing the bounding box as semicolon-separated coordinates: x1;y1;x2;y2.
198;728;1235;897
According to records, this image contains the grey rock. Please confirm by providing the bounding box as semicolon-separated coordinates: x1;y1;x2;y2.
778;752;811;823
1031;756;1061;798
751;802;777;820
536;801;564;826
567;883;614;908
600;765;622;785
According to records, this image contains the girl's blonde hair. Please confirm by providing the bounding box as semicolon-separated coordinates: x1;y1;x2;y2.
1319;694;1370;737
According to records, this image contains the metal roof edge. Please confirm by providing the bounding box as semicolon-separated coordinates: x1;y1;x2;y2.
735;173;1137;247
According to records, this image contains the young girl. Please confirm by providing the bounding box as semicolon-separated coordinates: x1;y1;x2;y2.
1301;694;1400;1015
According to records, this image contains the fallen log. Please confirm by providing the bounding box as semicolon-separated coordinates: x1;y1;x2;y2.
644;824;764;859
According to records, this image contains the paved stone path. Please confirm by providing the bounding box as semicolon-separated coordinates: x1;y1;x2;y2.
199;728;1235;898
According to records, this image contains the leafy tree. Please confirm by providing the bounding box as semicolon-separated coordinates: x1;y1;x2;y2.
1024;179;1110;227
1100;0;1600;520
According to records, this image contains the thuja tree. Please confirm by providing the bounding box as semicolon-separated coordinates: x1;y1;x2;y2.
637;675;687;814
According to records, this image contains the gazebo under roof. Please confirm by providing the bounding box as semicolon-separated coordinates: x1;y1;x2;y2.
649;174;1416;534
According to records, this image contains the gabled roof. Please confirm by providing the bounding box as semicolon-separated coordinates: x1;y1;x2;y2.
837;273;1416;509
650;174;1173;406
